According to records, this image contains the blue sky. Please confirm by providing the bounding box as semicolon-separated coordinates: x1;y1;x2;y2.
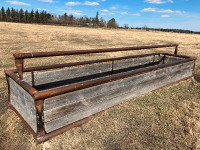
1;0;200;31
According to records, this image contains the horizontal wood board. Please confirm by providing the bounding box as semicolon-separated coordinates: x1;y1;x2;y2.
43;61;194;133
23;56;162;87
9;78;37;133
165;57;184;63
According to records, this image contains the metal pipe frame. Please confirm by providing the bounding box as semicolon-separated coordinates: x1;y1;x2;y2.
4;44;197;144
14;44;178;59
14;53;160;73
13;44;178;80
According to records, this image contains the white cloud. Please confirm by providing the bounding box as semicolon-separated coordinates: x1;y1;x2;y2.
37;8;49;11
121;12;140;16
110;6;116;10
39;0;54;3
101;12;115;15
66;2;81;6
55;6;72;11
174;10;186;14
56;9;84;16
66;1;99;6
84;1;99;6
67;10;84;16
157;9;173;13
141;8;185;14
121;12;128;15
161;15;170;17
101;9;109;12
141;8;157;12
145;0;173;4
6;1;31;6
131;13;141;16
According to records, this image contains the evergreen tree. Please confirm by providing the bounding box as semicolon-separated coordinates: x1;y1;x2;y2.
11;8;15;21
29;9;34;23
44;11;47;23
35;9;39;23
46;13;52;21
19;8;24;22
6;7;11;21
15;9;19;22
39;10;45;23
1;7;6;21
24;10;28;22
95;11;99;26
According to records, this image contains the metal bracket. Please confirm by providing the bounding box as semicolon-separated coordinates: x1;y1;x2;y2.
15;58;24;80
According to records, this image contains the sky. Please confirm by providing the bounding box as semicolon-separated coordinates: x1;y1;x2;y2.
1;0;200;31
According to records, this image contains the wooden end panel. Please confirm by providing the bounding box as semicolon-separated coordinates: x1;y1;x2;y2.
8;78;38;133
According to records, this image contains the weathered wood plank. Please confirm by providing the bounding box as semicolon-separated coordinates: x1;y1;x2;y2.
43;59;191;111
113;55;160;70
44;61;192;114
165;57;183;63
23;56;164;88
9;78;37;133
23;63;112;86
44;63;192;122
43;61;194;133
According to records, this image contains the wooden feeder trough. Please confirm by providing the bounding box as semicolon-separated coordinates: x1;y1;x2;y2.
5;44;196;143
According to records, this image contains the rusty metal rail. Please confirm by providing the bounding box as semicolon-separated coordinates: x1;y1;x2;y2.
14;53;160;73
14;44;178;59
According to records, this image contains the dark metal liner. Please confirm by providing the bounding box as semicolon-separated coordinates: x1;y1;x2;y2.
5;44;196;143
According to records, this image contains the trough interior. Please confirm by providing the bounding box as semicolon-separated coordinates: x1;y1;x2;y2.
23;55;183;91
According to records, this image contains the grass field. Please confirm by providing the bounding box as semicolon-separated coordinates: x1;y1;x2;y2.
0;22;200;150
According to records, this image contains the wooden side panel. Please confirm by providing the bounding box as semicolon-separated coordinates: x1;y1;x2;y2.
113;55;160;70
23;63;112;86
23;56;161;87
165;57;183;63
43;61;194;133
9;78;37;133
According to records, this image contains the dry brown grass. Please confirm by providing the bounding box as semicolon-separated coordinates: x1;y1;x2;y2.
0;22;200;150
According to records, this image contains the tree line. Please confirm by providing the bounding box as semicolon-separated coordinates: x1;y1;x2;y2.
0;6;118;28
1;6;198;34
134;26;200;34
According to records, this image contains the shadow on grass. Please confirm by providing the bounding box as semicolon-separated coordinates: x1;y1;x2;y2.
194;73;200;83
